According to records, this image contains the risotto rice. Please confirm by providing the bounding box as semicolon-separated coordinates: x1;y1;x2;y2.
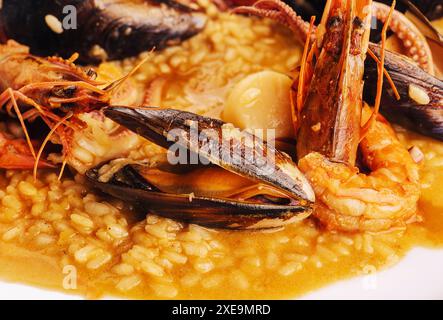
0;1;442;299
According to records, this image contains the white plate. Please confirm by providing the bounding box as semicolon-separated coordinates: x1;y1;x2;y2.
0;247;442;300
302;247;443;300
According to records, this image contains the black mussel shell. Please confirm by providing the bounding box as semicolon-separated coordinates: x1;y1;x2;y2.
86;164;311;230
0;0;206;64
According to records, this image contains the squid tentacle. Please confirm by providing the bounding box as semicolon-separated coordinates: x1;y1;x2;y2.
233;0;434;73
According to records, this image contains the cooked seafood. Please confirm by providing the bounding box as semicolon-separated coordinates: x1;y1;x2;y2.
284;0;443;54
296;0;372;166
0;0;442;300
286;0;443;22
299;106;420;231
0;0;207;64
61;111;144;174
412;0;443;21
86;107;315;230
233;0;443;140
0;131;53;169
83;0;419;232
0;40;144;172
372;1;434;74
233;0;434;72
364;46;443;140
236;0;420;231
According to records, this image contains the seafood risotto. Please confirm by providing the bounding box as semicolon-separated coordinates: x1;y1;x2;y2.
0;0;442;299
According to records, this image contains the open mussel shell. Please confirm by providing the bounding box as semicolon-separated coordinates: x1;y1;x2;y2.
0;0;206;64
103;106;315;203
86;165;311;230
85;106;315;230
365;45;443;140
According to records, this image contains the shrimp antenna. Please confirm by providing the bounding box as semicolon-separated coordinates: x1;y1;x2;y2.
68;52;80;63
104;49;155;94
33;112;73;181
294;16;316;127
4;89;36;159
367;49;400;100
361;0;396;140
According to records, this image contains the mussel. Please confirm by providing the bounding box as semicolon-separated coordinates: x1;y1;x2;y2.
380;0;443;21
0;0;207;64
414;0;443;21
365;45;443;140
86;107;315;230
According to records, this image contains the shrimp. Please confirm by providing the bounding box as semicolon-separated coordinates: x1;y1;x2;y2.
299;106;420;232
296;0;371;166
0;40;106;168
237;0;421;232
0;40;145;173
0;132;53;169
299;0;420;232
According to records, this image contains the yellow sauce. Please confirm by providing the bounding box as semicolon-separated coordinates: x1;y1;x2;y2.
0;130;442;299
0;8;442;300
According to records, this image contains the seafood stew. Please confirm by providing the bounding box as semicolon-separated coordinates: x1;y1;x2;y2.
0;0;442;299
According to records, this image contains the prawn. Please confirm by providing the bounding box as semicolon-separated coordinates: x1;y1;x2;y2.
299;0;420;232
299;106;420;231
237;0;421;232
0;40;147;174
298;0;419;232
